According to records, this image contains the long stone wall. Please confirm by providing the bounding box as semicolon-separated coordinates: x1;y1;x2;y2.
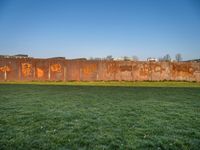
0;58;200;82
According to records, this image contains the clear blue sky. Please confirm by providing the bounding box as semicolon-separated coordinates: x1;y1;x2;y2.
0;0;199;60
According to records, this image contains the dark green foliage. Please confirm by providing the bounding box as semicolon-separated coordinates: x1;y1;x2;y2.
0;83;200;149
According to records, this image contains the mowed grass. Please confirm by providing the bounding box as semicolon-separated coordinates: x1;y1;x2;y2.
0;82;200;149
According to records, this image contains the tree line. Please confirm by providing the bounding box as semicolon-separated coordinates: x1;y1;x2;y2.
89;53;183;62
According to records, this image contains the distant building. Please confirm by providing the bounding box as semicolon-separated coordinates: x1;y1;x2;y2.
114;57;124;61
14;54;29;58
0;54;29;59
185;59;200;62
114;56;135;61
147;57;158;62
0;55;10;58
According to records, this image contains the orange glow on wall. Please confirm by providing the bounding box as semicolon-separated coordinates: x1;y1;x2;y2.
36;68;44;78
0;66;11;72
83;64;97;75
51;64;61;72
22;63;32;77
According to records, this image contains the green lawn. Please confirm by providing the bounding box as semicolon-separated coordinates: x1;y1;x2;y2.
0;82;200;149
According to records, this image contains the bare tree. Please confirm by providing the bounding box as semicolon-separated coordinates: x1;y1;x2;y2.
163;54;171;61
89;57;94;60
123;56;130;61
94;57;101;60
175;53;182;62
105;55;113;60
132;55;138;61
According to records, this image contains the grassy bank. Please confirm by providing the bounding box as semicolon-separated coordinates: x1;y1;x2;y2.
0;81;200;87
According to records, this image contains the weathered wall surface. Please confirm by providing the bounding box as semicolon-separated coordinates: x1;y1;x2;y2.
0;58;200;82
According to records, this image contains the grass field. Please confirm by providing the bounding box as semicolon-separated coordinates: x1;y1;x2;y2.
0;82;200;149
